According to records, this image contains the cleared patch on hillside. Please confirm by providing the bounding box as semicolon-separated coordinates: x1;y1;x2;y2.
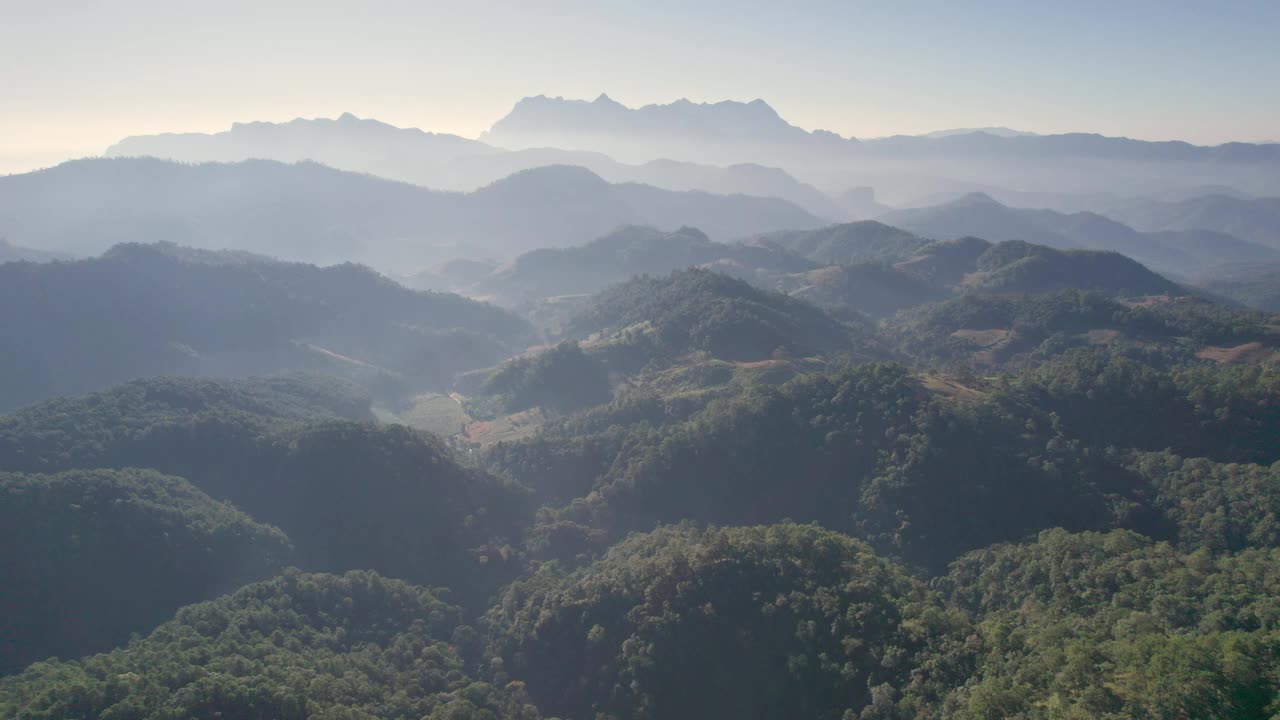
463;407;546;446
1085;329;1123;344
951;328;1017;366
959;270;994;287
921;374;987;403
1196;342;1278;364
381;392;473;438
951;328;1013;347
1119;295;1174;308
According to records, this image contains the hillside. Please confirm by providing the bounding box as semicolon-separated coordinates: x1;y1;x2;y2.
889;290;1276;368
0;570;541;719
0;468;291;673
785;262;948;317
778;237;1181;318
0;382;534;599
963;240;1182;295
753;220;931;265
0;158;825;266
486;524;960;720
0;374;374;465
879;192;1279;275
565;268;870;363
0;243;530;410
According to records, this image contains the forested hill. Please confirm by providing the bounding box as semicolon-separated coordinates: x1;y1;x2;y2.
565;268;877;363
3;332;1280;716
0;374;374;467
784;236;1184;318
4;176;1280;720
0;570;544;719
753;220;932;265
0;243;531;410
0;468;293;674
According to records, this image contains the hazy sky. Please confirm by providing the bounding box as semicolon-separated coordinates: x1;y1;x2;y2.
4;0;1279;173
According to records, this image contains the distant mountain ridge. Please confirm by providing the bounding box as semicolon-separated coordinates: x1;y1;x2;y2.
1102;194;1280;249
108;111;496;168
105;112;843;217
920;127;1039;139
879;192;1279;275
483;95;1280;199
485;94;809;143
0;157;825;266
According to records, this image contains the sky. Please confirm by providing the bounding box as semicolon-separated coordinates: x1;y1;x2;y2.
3;0;1279;173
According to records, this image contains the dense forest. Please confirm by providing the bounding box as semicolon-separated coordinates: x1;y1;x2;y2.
3;221;1280;720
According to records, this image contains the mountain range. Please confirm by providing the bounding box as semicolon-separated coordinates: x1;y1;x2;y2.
482;95;1280;201
105;113;845;218
0;158;823;267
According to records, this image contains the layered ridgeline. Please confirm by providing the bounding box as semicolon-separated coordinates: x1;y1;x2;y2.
755;223;1185;318
451;231;1245;438
417;219;1194;323
0;157;823;266
0;242;531;410
2;338;1280;716
482;94;1280;200
879;192;1279;276
104;112;846;218
454;267;880;420
414;225;817;304
0;376;535;600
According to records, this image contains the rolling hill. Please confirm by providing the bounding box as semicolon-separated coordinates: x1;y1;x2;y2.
565;268;870;362
752;220;932;265
449;225;816;303
769;232;1182;318
0;467;292;673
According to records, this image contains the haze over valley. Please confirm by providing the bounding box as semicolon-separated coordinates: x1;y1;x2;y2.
5;3;1280;718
